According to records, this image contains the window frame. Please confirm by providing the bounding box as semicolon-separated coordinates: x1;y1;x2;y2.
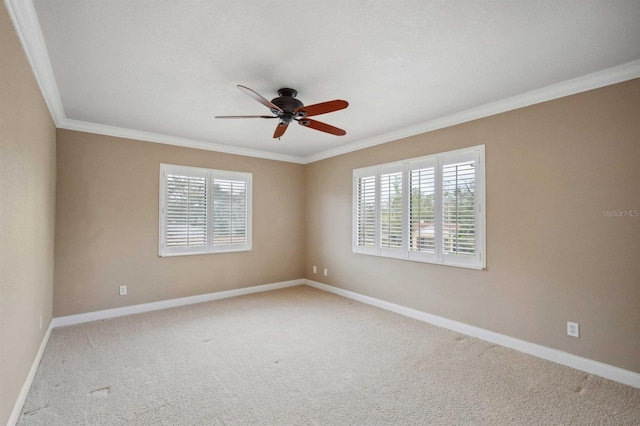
159;163;252;257
352;145;485;270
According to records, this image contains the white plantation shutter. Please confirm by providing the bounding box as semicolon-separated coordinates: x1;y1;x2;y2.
379;167;404;256
213;179;248;246
352;146;485;269
160;164;251;256
442;158;476;258
165;173;208;249
355;174;376;252
408;161;437;262
231;182;248;244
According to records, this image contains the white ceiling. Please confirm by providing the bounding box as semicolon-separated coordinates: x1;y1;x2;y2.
8;0;640;163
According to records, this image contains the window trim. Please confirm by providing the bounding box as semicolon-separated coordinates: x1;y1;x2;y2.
159;163;252;257
352;145;485;270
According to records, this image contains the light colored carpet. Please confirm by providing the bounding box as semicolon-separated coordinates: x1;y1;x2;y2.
18;285;640;425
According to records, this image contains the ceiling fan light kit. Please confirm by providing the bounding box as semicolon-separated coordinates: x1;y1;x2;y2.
216;85;348;139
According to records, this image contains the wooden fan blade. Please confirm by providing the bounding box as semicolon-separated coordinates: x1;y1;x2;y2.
296;100;348;117
299;118;346;136
273;123;289;138
215;115;276;119
237;85;283;112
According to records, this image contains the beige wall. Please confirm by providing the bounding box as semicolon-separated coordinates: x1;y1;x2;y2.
305;79;640;373
0;3;56;424
54;130;305;316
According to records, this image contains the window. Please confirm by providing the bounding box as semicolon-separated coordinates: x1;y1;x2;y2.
353;145;485;269
159;164;252;256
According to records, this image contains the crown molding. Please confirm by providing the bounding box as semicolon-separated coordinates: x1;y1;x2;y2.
60;119;306;164
7;0;640;165
5;0;65;125
303;59;640;164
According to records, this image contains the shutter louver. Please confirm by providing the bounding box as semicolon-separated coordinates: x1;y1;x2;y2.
409;167;436;253
356;176;376;248
165;174;207;247
442;160;476;255
380;172;403;249
213;179;247;246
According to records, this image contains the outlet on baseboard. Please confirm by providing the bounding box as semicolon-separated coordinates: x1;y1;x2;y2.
323;268;328;276
119;285;127;296
313;265;317;274
567;321;579;337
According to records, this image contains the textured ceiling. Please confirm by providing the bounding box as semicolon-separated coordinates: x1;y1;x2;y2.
19;0;640;161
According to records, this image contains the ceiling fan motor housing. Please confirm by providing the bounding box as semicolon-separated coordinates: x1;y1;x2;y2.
271;88;304;123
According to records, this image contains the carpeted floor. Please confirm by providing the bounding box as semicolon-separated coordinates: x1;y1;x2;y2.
18;285;640;425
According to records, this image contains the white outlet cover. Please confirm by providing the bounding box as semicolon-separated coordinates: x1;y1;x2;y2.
567;321;579;337
313;266;317;273
323;268;328;276
119;285;127;296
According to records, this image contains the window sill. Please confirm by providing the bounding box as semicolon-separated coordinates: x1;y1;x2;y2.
159;247;252;257
352;250;485;270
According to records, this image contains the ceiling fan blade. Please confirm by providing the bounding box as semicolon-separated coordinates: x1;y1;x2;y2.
296;100;348;117
299;118;346;136
237;85;283;112
215;115;276;119
273;123;289;138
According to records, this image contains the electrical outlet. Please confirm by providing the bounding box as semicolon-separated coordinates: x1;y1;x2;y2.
313;265;317;274
119;285;127;296
323;268;328;276
567;321;579;337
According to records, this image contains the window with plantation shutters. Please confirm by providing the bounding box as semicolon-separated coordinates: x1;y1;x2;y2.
353;145;485;269
160;164;251;256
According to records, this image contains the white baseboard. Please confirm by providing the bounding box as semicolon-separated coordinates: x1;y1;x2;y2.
7;323;53;426
52;279;304;328
304;279;640;389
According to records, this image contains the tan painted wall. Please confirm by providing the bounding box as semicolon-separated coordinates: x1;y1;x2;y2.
305;79;640;373
54;130;305;317
0;4;56;424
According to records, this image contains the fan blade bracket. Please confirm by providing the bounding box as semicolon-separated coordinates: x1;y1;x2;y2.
273;122;289;139
298;118;346;136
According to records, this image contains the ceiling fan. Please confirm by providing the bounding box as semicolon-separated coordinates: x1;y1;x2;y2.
215;85;348;139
